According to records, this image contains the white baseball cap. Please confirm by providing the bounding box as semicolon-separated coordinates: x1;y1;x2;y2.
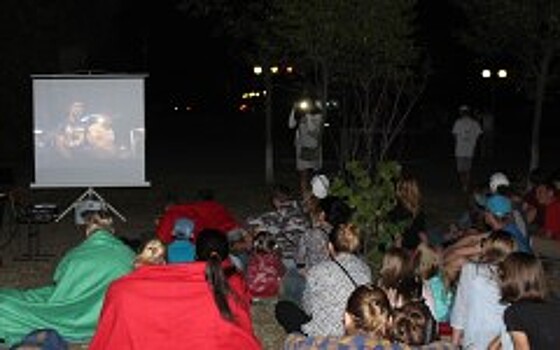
311;174;330;199
489;172;510;193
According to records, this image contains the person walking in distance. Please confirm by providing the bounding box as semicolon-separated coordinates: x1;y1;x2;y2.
452;105;482;192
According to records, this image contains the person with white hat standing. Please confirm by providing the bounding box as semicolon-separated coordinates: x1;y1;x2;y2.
452;105;482;192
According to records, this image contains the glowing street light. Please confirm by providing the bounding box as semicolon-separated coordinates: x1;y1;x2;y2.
497;69;507;78
253;66;263;75
481;69;492;78
270;66;279;74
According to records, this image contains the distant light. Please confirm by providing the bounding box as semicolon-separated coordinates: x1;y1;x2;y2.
497;69;507;78
324;122;330;128
174;106;179;111
186;106;192;111
270;66;279;74
239;104;249;112
286;66;293;73
298;99;311;111
481;69;491;78
253;66;263;75
242;93;249;99
262;90;267;96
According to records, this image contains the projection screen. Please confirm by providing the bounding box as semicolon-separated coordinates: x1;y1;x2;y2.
31;74;149;188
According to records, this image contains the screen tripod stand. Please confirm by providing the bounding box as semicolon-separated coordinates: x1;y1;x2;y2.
56;187;126;223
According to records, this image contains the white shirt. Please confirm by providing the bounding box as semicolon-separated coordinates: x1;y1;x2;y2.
289;109;323;148
451;262;513;350
452;116;482;157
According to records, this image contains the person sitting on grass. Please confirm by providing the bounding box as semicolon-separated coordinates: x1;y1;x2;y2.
0;210;135;347
450;231;516;350
284;284;454;349
246;184;309;269
284;284;393;349
89;228;262;350
166;217;195;263
278;222;371;336
245;231;286;300
133;238;166;268
377;246;423;309
295;195;353;274
442;194;531;288
489;252;560;350
392;300;439;346
533;181;560;241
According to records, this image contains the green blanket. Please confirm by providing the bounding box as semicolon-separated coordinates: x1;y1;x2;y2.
0;230;135;345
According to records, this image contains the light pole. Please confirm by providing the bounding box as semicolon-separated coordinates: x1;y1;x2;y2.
481;68;507;159
481;68;507;113
253;65;281;184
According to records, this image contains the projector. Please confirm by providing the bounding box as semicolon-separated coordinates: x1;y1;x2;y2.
74;199;106;225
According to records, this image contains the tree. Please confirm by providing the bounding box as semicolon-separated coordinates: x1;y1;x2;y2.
454;0;560;173
178;0;284;184
275;0;425;170
330;160;409;268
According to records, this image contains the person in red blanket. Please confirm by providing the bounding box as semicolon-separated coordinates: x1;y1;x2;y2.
155;199;241;243
89;229;262;350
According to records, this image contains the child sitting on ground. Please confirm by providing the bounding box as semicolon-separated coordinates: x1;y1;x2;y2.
134;238;166;268
392;300;438;346
416;243;454;337
167;218;196;263
246;231;286;299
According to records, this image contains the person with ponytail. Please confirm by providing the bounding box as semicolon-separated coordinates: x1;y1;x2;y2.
90;229;262;349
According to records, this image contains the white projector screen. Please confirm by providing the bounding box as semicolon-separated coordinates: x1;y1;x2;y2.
31;74;149;188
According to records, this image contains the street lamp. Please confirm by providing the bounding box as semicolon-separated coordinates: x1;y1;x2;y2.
480;68;508;159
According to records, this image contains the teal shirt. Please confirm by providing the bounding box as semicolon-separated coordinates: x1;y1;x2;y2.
428;272;454;322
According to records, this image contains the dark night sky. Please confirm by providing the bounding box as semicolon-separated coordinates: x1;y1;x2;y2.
0;0;549;134
42;0;474;112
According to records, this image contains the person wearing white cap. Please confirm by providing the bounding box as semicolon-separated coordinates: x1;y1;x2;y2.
489;172;510;193
488;172;529;240
310;174;329;199
452;105;482;192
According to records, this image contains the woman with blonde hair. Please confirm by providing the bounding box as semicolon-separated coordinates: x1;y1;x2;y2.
133;239;166;268
377;247;422;308
450;230;516;350
390;173;428;252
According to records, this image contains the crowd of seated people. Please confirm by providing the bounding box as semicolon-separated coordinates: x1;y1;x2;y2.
1;168;559;349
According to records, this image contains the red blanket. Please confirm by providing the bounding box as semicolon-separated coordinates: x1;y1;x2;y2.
90;263;262;350
156;200;240;243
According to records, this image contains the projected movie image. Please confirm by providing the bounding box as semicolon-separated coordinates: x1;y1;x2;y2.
33;76;148;187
